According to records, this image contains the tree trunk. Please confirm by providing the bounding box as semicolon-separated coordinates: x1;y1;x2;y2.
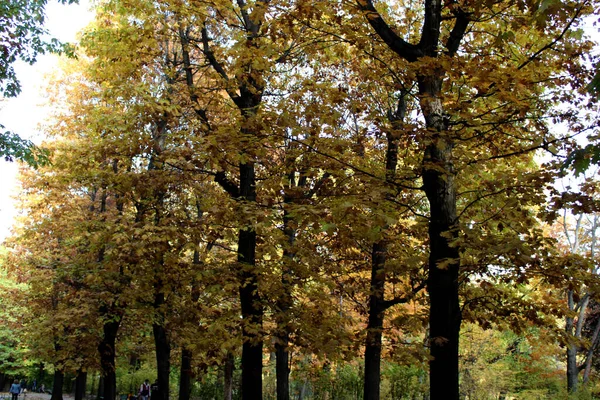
275;335;290;400
223;352;235;400
97;376;104;400
50;369;64;400
566;289;579;393
582;314;600;384
238;161;263;400
75;370;87;400
420;77;461;400
567;344;578;393
364;242;386;400
178;348;193;400
98;318;120;400
153;291;171;400
363;96;404;400
275;201;297;400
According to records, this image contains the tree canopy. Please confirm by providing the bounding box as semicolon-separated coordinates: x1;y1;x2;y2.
2;0;600;399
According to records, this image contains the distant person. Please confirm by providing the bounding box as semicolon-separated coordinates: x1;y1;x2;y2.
150;380;158;400
10;380;21;400
32;379;37;392
19;380;26;394
39;384;46;393
138;379;150;400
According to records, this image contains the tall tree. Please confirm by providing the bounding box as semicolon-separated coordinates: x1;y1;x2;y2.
348;0;597;397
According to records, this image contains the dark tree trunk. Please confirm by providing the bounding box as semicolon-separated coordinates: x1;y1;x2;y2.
364;242;387;400
153;292;171;400
237;161;263;400
224;352;235;400
97;376;104;400
355;0;470;398
98;318;120;400
275;202;298;400
363;95;404;400
567;343;579;393
178;348;193;400
275;334;290;400
50;370;64;400
566;289;580;393
420;74;460;400
238;228;262;400
74;370;87;400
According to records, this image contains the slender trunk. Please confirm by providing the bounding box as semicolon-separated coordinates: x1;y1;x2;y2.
50;370;64;400
567;344;579;393
566;289;578;393
275;202;296;400
238;161;262;400
97;377;104;400
153;291;171;400
420;77;461;400
179;348;193;400
364;244;386;400
74;370;87;400
98;318;120;400
363;96;403;400
275;334;290;400
224;352;235;400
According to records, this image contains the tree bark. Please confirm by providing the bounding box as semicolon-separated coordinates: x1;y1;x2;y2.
275;194;298;400
50;369;64;400
223;352;235;400
98;317;120;400
74;370;87;400
97;376;104;400
275;335;290;400
153;291;171;400
363;96;404;400
178;348;193;400
567;343;578;393
238;213;262;400
364;242;386;400
420;77;461;400
565;290;579;393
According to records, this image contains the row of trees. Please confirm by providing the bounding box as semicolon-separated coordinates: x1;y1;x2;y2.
2;0;600;399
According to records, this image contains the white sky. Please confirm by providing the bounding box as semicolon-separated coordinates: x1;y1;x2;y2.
0;0;94;242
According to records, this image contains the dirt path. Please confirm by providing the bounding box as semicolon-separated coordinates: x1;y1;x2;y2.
0;393;74;400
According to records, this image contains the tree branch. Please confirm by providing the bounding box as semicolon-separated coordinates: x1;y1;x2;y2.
356;0;421;62
214;170;240;198
382;280;426;310
445;7;470;57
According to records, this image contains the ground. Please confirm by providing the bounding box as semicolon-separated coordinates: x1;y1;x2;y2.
0;394;74;400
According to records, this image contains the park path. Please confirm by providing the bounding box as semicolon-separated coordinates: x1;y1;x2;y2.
0;394;74;400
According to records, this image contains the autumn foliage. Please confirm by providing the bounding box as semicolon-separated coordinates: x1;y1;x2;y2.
2;0;600;399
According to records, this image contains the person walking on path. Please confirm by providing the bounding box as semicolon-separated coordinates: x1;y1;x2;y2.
10;380;21;400
138;379;150;400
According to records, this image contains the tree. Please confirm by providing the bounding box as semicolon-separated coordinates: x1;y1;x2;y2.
345;0;598;398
